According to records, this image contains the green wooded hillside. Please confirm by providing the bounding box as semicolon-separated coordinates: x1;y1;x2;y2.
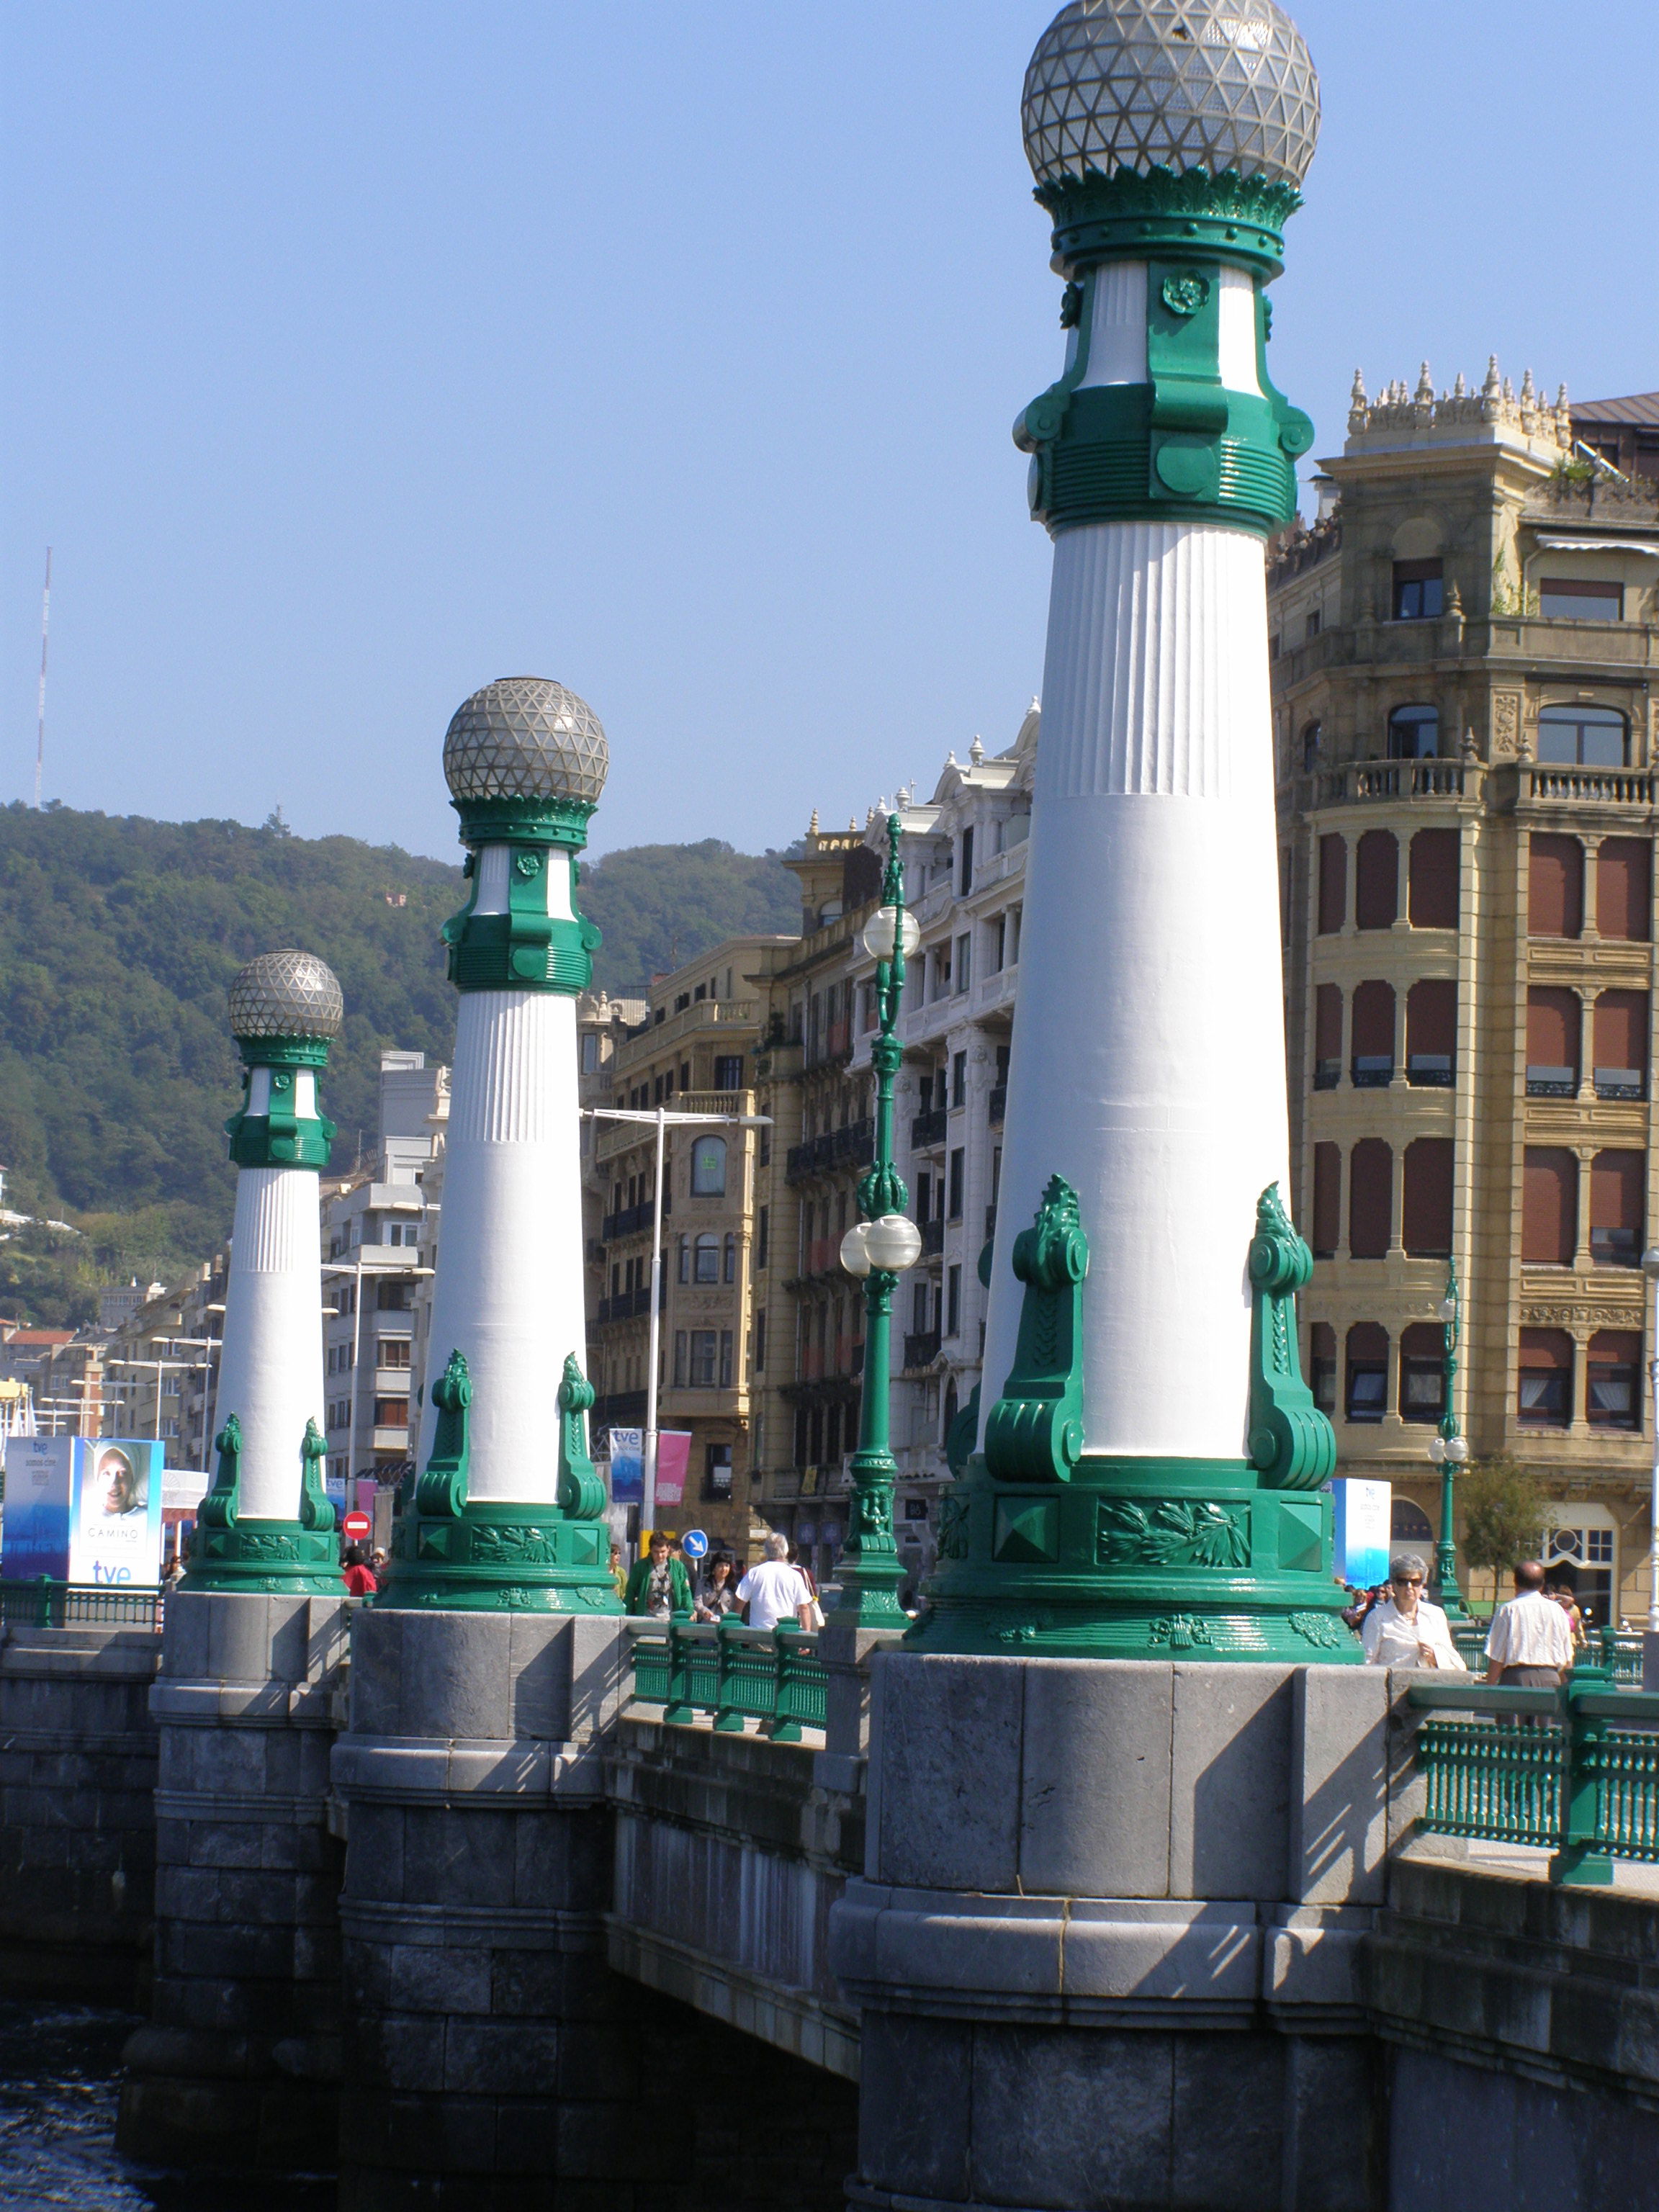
0;804;799;1323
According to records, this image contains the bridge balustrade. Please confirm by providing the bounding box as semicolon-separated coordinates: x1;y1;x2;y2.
624;1614;829;1740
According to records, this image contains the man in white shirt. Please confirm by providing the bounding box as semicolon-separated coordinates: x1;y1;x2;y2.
1484;1560;1575;1686
737;1532;815;1633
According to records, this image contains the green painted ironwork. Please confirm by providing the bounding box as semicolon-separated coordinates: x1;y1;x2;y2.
626;1617;828;1738
442;810;603;997
1598;1627;1646;1685
1410;1673;1659;1881
1015;167;1311;540
1431;1259;1472;1623
225;1039;337;1170
378;1348;621;1614
180;1411;343;1596
829;813;912;1627
0;1578;163;1629
910;1184;1357;1661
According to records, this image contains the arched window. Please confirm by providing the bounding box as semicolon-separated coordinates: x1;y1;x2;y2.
1538;704;1627;768
723;1233;737;1284
1317;835;1346;934
1348;1139;1393;1259
1391;1499;1434;1542
1388;705;1439;760
1398;1322;1447;1424
1406;979;1456;1086
1345;1324;1388;1424
690;1136;727;1195
1401;1140;1453;1256
1354;830;1398;930
1350;981;1395;1086
676;1236;689;1285
1408;828;1459;928
1529;834;1583;938
693;1233;720;1285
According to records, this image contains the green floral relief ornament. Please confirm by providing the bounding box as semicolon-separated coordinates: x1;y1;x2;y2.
909;1179;1357;1663
378;1347;621;1614
180;1411;343;1595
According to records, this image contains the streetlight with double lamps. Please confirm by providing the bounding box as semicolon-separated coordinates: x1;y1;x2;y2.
1426;1259;1471;1623
581;1103;771;1549
1642;1247;1659;1634
829;814;924;1626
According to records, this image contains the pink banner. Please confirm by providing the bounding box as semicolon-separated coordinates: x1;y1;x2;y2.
655;1431;692;1508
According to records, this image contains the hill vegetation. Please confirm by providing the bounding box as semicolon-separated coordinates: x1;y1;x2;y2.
0;803;798;1325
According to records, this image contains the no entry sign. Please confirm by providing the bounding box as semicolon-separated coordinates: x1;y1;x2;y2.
341;1510;372;1541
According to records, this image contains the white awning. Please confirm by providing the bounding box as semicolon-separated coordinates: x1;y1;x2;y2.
1536;535;1659;557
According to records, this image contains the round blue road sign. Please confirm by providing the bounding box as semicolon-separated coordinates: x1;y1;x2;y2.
682;1529;709;1559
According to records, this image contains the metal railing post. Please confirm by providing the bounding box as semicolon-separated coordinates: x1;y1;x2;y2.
712;1611;746;1732
662;1614;695;1727
1551;1665;1617;1886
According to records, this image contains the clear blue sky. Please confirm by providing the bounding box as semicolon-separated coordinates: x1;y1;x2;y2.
4;3;1654;860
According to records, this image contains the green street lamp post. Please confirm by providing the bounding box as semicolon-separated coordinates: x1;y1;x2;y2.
1428;1259;1472;1622
829;814;924;1627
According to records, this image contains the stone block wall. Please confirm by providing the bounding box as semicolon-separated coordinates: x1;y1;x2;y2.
0;1622;161;2000
118;1589;350;2171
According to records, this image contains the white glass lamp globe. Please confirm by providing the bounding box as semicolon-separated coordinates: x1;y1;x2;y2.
1437;1295;1458;1323
1427;1436;1446;1465
861;906;922;964
840;1223;873;1279
1643;1247;1659;1279
864;1215;925;1272
1446;1437;1469;1465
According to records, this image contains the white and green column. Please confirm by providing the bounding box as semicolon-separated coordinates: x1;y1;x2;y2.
378;677;618;1611
917;1;1349;1660
184;950;342;1593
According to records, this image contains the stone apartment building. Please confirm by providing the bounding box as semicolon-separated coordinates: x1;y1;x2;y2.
1272;365;1659;1626
587;942;793;1555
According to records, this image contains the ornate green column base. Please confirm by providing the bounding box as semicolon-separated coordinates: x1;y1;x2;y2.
374;1350;621;1614
824;1448;910;1629
179;1520;345;1597
375;1498;621;1612
908;1451;1357;1660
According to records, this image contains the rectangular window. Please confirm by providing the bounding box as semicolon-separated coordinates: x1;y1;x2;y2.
948;1148;965;1221
673;1331;688;1388
1392;557;1444;619
946;1264;961;1338
753;1312;766;1372
1408;828;1460;930
960;827;974;895
1311;1143;1341;1259
951;1052;966;1110
1518;1329;1573;1427
755;1206;769;1270
1345;1346;1388;1424
379;1339;411;1369
1305;608;1321;642
1588;1332;1640;1429
373;1398;410;1429
955;932;971;994
1541;577;1623;622
1529;834;1583;938
689;1331;717;1388
580;1033;599;1074
1596;838;1651;942
912;1281;930;1332
1008;907;1021;964
713;1055;744;1091
1314;983;1343;1089
1593;990;1647;1100
703;1444;734;1501
989;917;1006;974
1589;1151;1643;1267
1317;835;1346;934
1526;987;1581;1095
1402;1138;1454;1257
1523;1148;1578;1267
719;1329;734;1389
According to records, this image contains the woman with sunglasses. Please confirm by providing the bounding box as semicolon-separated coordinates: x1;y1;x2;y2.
1359;1552;1467;1670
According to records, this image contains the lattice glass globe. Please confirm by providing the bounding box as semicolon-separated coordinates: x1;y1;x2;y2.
861;907;922;963
228;950;343;1040
1022;0;1321;192
443;677;609;808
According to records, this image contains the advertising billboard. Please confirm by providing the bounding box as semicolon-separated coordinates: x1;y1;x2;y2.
1;1437;165;1586
608;1429;643;1505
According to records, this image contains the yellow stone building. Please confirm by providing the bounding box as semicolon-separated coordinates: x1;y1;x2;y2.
1272;367;1659;1626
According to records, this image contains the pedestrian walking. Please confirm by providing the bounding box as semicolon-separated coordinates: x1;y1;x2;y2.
609;1542;629;1604
1360;1555;1465;1669
342;1543;378;1598
736;1532;815;1632
693;1554;741;1621
1484;1561;1574;1686
624;1532;692;1619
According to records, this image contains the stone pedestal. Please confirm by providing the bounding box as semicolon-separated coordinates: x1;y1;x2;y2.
832;1653;1393;2212
118;1588;349;2172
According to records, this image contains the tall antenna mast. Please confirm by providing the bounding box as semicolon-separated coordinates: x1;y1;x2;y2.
34;549;51;810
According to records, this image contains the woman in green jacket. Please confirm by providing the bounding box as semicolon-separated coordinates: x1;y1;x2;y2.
623;1532;692;1618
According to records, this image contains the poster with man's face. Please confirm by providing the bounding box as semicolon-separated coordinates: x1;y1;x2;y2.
69;1439;164;1586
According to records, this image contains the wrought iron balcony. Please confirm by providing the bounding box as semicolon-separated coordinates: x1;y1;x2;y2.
1351;1056;1394;1089
911;1108;948;1150
903;1329;942;1370
785;1118;875;1185
1313;1058;1341;1091
1595;1068;1645;1102
1526;1066;1578;1099
1407;1056;1455;1088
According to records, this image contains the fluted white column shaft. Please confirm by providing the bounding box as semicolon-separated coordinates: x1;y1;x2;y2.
212;1166;325;1519
981;519;1287;1460
418;988;586;1504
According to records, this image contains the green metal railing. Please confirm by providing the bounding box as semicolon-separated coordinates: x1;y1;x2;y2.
1411;1668;1659;1881
0;1578;164;1629
1446;1622;1645;1686
626;1615;828;1742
